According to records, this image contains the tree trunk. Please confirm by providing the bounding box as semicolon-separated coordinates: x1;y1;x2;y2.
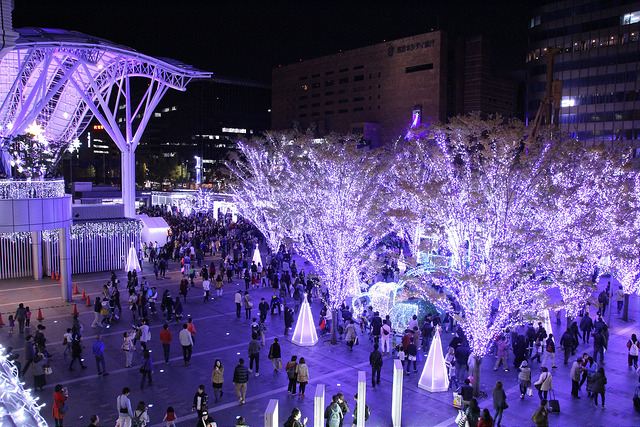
331;309;338;345
472;355;482;397
566;315;573;331
623;294;630;322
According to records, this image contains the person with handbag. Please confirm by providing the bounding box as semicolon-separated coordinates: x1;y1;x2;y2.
531;399;549;427
32;353;48;391
140;350;153;390
534;367;553;402
243;291;253;320
296;357;309;397
492;381;507;427
518;360;532;399
211;359;224;403
52;384;68;427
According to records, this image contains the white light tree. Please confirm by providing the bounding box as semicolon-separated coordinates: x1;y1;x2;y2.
397;114;640;396
232;131;393;344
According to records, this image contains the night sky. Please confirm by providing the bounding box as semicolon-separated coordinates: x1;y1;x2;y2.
13;0;537;83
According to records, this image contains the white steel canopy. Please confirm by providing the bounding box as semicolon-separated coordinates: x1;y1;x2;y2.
0;28;211;216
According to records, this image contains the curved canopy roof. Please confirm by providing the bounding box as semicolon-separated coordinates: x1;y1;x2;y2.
0;27;210;146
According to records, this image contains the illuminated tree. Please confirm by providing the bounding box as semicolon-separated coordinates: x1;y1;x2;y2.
399;114;640;395
232;131;392;344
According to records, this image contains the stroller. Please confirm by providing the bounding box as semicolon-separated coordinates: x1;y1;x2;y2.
103;298;120;326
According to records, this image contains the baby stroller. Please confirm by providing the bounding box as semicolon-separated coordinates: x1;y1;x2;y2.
103;299;120;326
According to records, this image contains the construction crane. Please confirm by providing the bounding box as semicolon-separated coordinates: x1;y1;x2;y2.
531;47;562;138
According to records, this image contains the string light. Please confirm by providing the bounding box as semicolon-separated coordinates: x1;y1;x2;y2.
0;344;48;427
0;179;65;199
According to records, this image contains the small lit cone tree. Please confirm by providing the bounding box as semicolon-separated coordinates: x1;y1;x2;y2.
252;246;263;267
125;245;142;272
276;133;392;345
418;327;449;392
397;114;639;396
292;294;318;346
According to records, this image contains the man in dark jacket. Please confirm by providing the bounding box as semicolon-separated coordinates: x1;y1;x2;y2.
593;330;606;365
233;358;249;404
579;313;594;343
284;307;294;335
455;343;471;384
192;385;208;419
258;298;269;322
560;329;576;364
370;312;383;345
369;344;383;387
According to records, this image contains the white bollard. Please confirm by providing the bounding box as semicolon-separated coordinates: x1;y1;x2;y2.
392;359;404;427
357;370;367;427
314;384;325;427
265;398;278;427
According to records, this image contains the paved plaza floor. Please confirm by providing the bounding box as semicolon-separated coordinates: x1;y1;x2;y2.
1;250;640;427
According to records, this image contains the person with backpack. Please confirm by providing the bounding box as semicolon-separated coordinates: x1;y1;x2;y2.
133;401;150;427
351;393;369;427
285;356;298;395
627;334;639;370
325;395;343;427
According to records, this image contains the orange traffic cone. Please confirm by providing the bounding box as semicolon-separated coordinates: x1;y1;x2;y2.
58;272;61;283
37;308;44;321
73;284;79;295
72;304;78;316
86;296;92;307
81;289;86;300
0;312;4;326
51;272;56;280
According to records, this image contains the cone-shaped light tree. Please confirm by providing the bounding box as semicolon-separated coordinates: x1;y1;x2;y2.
396;114;640;396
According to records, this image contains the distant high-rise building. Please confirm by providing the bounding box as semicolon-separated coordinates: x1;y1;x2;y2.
272;31;518;146
526;0;640;151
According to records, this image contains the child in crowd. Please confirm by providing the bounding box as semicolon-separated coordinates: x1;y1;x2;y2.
163;406;177;427
8;315;14;334
63;328;73;356
531;339;543;363
396;345;406;367
25;306;31;328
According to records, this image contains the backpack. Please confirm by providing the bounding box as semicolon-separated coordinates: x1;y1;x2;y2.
327;405;341;427
630;340;640;357
287;363;297;379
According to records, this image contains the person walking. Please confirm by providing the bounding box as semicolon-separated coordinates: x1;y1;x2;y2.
325;395;343;427
92;335;108;376
192;385;209;419
580;312;594;344
284;307;294;335
202;278;211;302
22;335;36;376
68;336;88;370
492;381;507;427
232;358;249;404
592;366;607;409
215;274;224;297
494;335;510;371
139;319;150;351
592;328;606;366
541;334;557;369
286;356;299;395
243;291;253;320
32;353;47;391
159;323;172;364
534;367;553;402
628;334;640;370
140;350;153;389
268;338;282;373
15;303;27;334
369;344;383;388
465;398;481;427
248;336;261;376
344;320;358;351
91;297;103;328
570;357;583;398
531;400;549;427
615;285;625;314
560;328;576;365
52;385;68;427
381;320;391;355
518;360;531;399
296;357;309;397
122;330;135;368
179;324;194;365
116;388;134;427
235;290;243;318
211;359;224;403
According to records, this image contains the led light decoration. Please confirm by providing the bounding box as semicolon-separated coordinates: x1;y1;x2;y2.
291;294;318;346
0;179;65;199
0;344;48;427
252;247;263;266
418;327;449;392
395;114;640;394
125;245;142;272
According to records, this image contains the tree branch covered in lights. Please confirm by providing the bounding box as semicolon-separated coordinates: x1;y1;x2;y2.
227;132;294;252
3;132;72;179
398;114;640;394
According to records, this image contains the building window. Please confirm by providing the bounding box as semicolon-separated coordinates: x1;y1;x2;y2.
311;112;320;117
325;91;335;96
299;76;307;81
301;84;308;91
353;65;364;70
338;89;348;94
312;73;320;78
338;99;348;104
299;104;307;109
312;93;320;98
299;95;308;100
339;68;349;73
325;71;334;75
353;75;365;81
353;86;364;92
339;77;349;84
325;110;334;115
311;102;320;107
324;101;334;105
338;109;348;113
406;63;434;73
299;113;307;118
353;107;364;112
353;97;364;102
312;82;321;89
622;11;640;25
325;80;334;86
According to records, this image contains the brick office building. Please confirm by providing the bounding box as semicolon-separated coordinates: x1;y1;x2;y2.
272;31;518;146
